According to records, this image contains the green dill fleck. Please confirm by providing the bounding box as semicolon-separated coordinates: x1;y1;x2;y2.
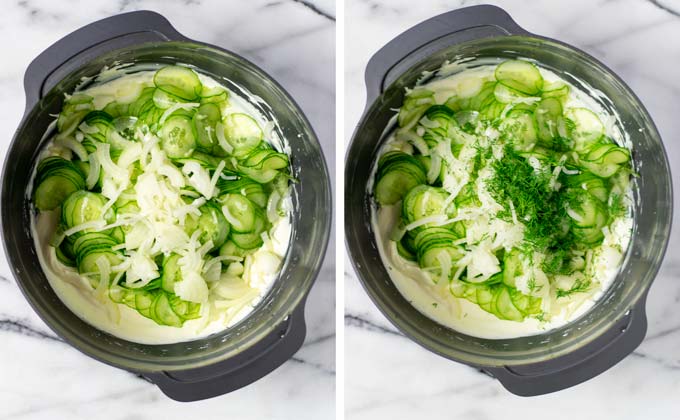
471;143;493;177
550;135;573;152
487;145;571;251
556;278;591;298
432;302;438;308
541;247;575;275
608;192;627;219
461;121;476;134
527;277;543;293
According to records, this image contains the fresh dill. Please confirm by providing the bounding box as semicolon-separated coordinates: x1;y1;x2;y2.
556;278;591;298
487;145;570;251
608;192;627;219
527;277;543;293
471;142;493;178
541;245;575;275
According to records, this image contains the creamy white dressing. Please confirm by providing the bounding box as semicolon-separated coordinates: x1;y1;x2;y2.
31;69;292;344
372;62;633;339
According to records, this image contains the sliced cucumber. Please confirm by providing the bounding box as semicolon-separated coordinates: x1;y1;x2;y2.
567;190;607;228
135;290;156;319
184;202;230;250
542;81;570;102
220;240;255;258
374;151;427;205
161;253;182;293
534;97;563;143
221;194;257;232
565;108;604;152
153;88;186;109
230;210;266;249
61;191;115;231
502;109;537;151
223;113;263;158
402;185;453;227
217;178;268;208
396;237;417;262
398;88;435;130
152;292;183;327
494;286;524;321
494;82;531;103
495;60;543;95
154;65;202;101
159;115;196;158
193;103;222;152
58;94;94;135
34;157;86;211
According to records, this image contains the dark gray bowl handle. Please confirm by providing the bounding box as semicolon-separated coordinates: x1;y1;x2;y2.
484;294;649;396
24;10;188;110
144;301;307;402
365;4;530;103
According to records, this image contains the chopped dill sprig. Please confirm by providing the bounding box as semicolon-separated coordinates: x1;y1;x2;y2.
471;142;493;177
487;146;571;251
541;246;576;275
608;192;627;219
563;117;577;132
527;277;543;293
556;278;591;298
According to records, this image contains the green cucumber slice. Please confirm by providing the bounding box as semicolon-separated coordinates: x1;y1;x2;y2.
217;178;268;208
152;292;183;327
161;253;182;293
58;94;94;135
534;97;563;143
223;113;263;158
154;65;202;101
398;89;435;129
159;115;196;158
565;108;604;152
374;152;427;205
502;109;537;151
220;240;255;258
567;191;607;228
402;185;453;227
494;286;524;321
135;290;156;319
221;194;257;233
61;191;115;231
230;211;266;249
153;88;186;109
193;103;221;152
495;60;543;95
494;82;531;103
184;202;230;250
34;157;86;211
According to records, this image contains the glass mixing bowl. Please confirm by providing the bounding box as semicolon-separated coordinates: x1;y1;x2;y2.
1;11;331;401
345;5;672;395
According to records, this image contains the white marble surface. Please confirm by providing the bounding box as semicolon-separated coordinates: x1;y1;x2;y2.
0;0;335;418
345;0;680;418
